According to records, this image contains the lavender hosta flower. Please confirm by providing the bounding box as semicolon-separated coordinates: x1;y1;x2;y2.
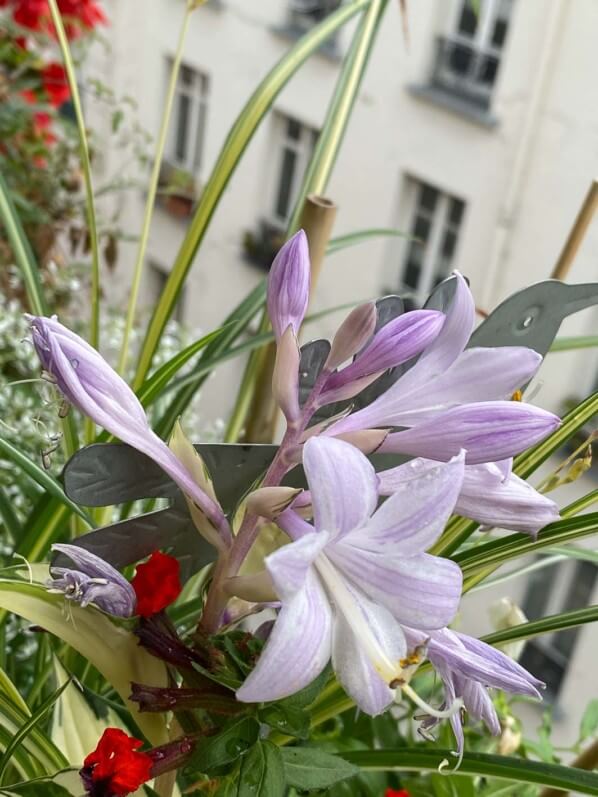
48;544;136;617
267;230;310;342
405;626;544;759
317;309;446;406
379;457;559;535
327;274;554;463
236;437;465;715
29;316;231;550
379;401;560;464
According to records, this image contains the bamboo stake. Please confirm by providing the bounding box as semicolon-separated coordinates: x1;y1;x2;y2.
550;179;598;281
240;194;337;443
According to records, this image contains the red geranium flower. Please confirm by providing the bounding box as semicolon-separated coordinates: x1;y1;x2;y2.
81;728;152;797
385;790;411;797
131;551;182;618
7;0;106;38
42;62;70;106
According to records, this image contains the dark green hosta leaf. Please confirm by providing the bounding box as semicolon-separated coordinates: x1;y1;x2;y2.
237;741;285;797
279;666;331;710
281;747;360;791
187;716;260;775
259;703;310;740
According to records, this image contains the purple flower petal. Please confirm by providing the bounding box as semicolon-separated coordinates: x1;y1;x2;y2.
265;532;329;600
380;402;560;464
348;453;464;555
29;317;230;545
456;464;560;535
236;571;332;703
328;545;462;630
267;230;310;341
302;437;378;539
332;585;405;715
378;457;558;535
325;302;377;370
365;347;542;427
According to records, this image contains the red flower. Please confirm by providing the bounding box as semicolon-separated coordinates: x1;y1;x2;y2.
81;728;152;796
8;0;106;37
385;790;411;797
42;62;70;106
131;551;182;618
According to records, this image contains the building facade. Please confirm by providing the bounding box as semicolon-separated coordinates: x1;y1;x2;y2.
90;0;598;747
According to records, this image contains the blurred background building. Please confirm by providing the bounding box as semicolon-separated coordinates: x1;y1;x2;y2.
89;0;598;746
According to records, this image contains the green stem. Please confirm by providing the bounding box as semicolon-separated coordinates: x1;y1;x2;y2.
48;0;101;444
117;2;194;375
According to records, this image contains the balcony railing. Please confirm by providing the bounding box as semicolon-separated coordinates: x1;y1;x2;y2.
430;35;501;110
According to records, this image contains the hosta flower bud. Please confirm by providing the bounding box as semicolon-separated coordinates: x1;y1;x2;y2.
267;230;310;341
325;302;377;370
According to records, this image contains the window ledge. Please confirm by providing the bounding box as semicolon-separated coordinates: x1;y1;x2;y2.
408;84;498;129
270;23;341;62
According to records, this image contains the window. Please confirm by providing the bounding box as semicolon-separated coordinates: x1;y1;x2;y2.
288;0;342;33
166;61;209;174
400;180;465;304
149;263;185;322
431;0;514;109
519;560;597;699
270;114;318;228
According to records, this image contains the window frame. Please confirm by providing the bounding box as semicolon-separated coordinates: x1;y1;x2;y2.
166;59;210;176
399;179;466;305
268;113;319;229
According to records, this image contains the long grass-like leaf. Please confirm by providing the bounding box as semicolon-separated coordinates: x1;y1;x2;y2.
550;336;598;352
326;227;411;254
481;605;598;648
455;513;598;577
132;0;369;390
0;173;47;316
0;678;71;784
0;489;20;545
226;0;389;441
117;2;194;375
339;749;598;794
0;438;92;528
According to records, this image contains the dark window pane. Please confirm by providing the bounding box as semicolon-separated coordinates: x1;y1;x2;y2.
479;55;499;86
449;43;473;76
419;185;438;212
275;147;297;220
492;18;508;48
520;643;565;698
449;198;465;227
456;3;478;37
287;118;301;140
441;230;457;260
404;259;421;290
554;562;596;657
181;65;193;86
413;215;431;243
175;94;190;162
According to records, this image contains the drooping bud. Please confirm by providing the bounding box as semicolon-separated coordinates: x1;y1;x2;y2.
325;302;377;370
272;324;301;424
267;230;310;341
245;486;302;520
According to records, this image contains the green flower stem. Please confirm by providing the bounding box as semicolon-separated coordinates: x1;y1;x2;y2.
117;2;195;376
48;0;101;444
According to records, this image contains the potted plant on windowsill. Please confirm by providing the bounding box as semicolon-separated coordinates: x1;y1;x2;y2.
160;164;197;218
